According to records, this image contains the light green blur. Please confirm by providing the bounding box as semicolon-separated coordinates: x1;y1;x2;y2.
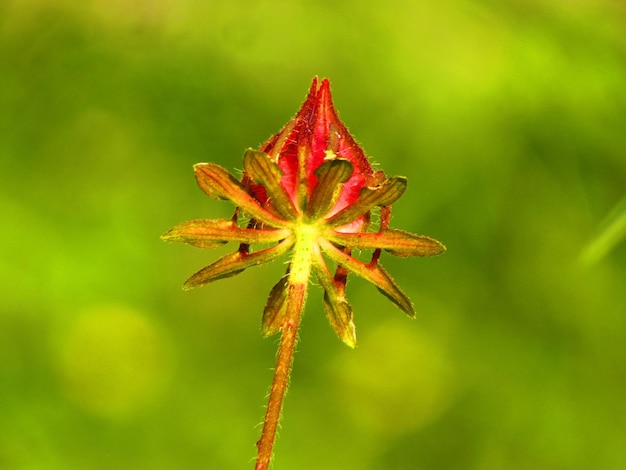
1;1;625;469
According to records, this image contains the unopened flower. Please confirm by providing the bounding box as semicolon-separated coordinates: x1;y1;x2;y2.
162;77;444;346
161;77;445;469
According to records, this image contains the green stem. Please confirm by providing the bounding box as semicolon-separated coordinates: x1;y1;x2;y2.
255;226;314;469
255;282;306;470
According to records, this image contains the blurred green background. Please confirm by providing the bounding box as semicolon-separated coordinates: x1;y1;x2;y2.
2;0;626;469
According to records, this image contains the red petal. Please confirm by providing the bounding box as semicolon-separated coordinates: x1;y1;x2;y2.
250;78;374;214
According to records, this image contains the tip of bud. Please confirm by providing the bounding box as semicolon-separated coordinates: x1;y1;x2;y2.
252;77;375;218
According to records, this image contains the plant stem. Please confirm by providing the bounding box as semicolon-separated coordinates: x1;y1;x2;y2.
255;281;307;470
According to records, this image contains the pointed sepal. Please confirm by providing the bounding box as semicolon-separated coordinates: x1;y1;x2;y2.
326;229;446;257
326;176;407;228
183;239;293;290
261;276;290;337
319;239;415;317
161;219;290;248
194;163;287;227
307;158;354;221
311;252;356;348
243;149;298;221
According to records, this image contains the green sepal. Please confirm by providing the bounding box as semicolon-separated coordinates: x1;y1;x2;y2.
161;219;290;248
326;229;446;257
243;149;298;221
311;252;356;348
261;276;290;337
319;239;415;317
194;163;287;228
326;176;408;228
183;238;293;290
307;159;354;221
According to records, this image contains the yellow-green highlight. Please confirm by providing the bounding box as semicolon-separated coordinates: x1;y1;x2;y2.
1;1;626;469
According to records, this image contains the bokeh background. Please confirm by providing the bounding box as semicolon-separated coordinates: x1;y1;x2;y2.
2;0;625;469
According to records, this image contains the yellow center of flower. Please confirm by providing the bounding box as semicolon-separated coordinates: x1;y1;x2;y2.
289;223;320;285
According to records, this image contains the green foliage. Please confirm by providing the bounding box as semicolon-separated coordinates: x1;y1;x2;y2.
1;1;626;469
581;194;626;265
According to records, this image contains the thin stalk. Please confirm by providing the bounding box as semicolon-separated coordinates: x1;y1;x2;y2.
255;226;314;469
255;282;307;470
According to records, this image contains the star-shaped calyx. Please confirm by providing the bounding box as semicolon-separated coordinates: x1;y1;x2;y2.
162;77;445;347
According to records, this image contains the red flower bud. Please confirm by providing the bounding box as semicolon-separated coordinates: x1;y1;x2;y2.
245;78;381;225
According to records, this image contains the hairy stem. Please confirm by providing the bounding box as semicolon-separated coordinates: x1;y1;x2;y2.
255;281;307;470
255;225;315;469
